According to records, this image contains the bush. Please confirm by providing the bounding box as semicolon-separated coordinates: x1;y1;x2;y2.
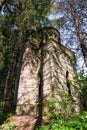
0;122;19;130
74;70;87;110
0;112;13;125
37;111;87;130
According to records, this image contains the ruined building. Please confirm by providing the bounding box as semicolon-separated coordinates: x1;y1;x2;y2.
3;27;81;115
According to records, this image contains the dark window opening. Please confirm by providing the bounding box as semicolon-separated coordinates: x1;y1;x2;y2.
66;70;71;96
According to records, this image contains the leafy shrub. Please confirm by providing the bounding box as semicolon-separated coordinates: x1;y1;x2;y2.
0;112;13;125
74;70;87;110
0;122;19;130
37;111;87;130
44;93;75;121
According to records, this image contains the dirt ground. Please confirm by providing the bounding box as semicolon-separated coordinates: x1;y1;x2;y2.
1;115;49;130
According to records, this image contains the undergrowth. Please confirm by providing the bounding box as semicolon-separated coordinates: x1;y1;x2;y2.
0;112;13;125
37;111;87;130
37;71;87;130
0;122;19;130
0;112;19;130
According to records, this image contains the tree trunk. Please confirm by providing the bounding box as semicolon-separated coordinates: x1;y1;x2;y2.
3;34;25;113
67;0;87;67
3;44;20;113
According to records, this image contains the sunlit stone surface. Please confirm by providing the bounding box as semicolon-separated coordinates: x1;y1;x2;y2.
16;27;81;115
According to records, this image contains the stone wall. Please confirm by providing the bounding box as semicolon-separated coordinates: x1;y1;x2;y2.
15;27;80;115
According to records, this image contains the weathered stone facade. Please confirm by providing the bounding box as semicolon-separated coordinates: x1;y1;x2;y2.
15;27;80;115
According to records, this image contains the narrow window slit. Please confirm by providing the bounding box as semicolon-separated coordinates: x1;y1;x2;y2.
66;70;71;96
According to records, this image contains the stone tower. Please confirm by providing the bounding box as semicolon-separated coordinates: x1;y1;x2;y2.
15;27;80;115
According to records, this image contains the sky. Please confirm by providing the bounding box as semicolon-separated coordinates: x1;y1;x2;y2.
48;1;87;75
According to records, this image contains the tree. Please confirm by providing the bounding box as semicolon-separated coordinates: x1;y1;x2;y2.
1;0;52;113
50;0;87;68
66;0;87;67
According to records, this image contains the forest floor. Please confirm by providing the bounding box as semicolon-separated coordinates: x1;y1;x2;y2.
1;115;49;130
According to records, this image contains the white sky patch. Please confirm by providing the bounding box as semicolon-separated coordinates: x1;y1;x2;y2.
48;12;64;20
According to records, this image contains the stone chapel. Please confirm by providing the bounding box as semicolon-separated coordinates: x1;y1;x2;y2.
14;27;81;115
3;27;81;116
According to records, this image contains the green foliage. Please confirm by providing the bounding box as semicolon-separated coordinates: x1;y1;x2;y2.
74;70;87;86
0;112;19;129
32;0;52;25
74;70;87;110
0;112;14;126
37;71;87;130
0;0;52;113
37;111;87;130
0;0;52;74
0;122;19;130
38;71;87;130
44;99;58;120
44;92;75;121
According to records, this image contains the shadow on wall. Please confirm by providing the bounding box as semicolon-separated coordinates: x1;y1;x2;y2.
11;28;80;127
